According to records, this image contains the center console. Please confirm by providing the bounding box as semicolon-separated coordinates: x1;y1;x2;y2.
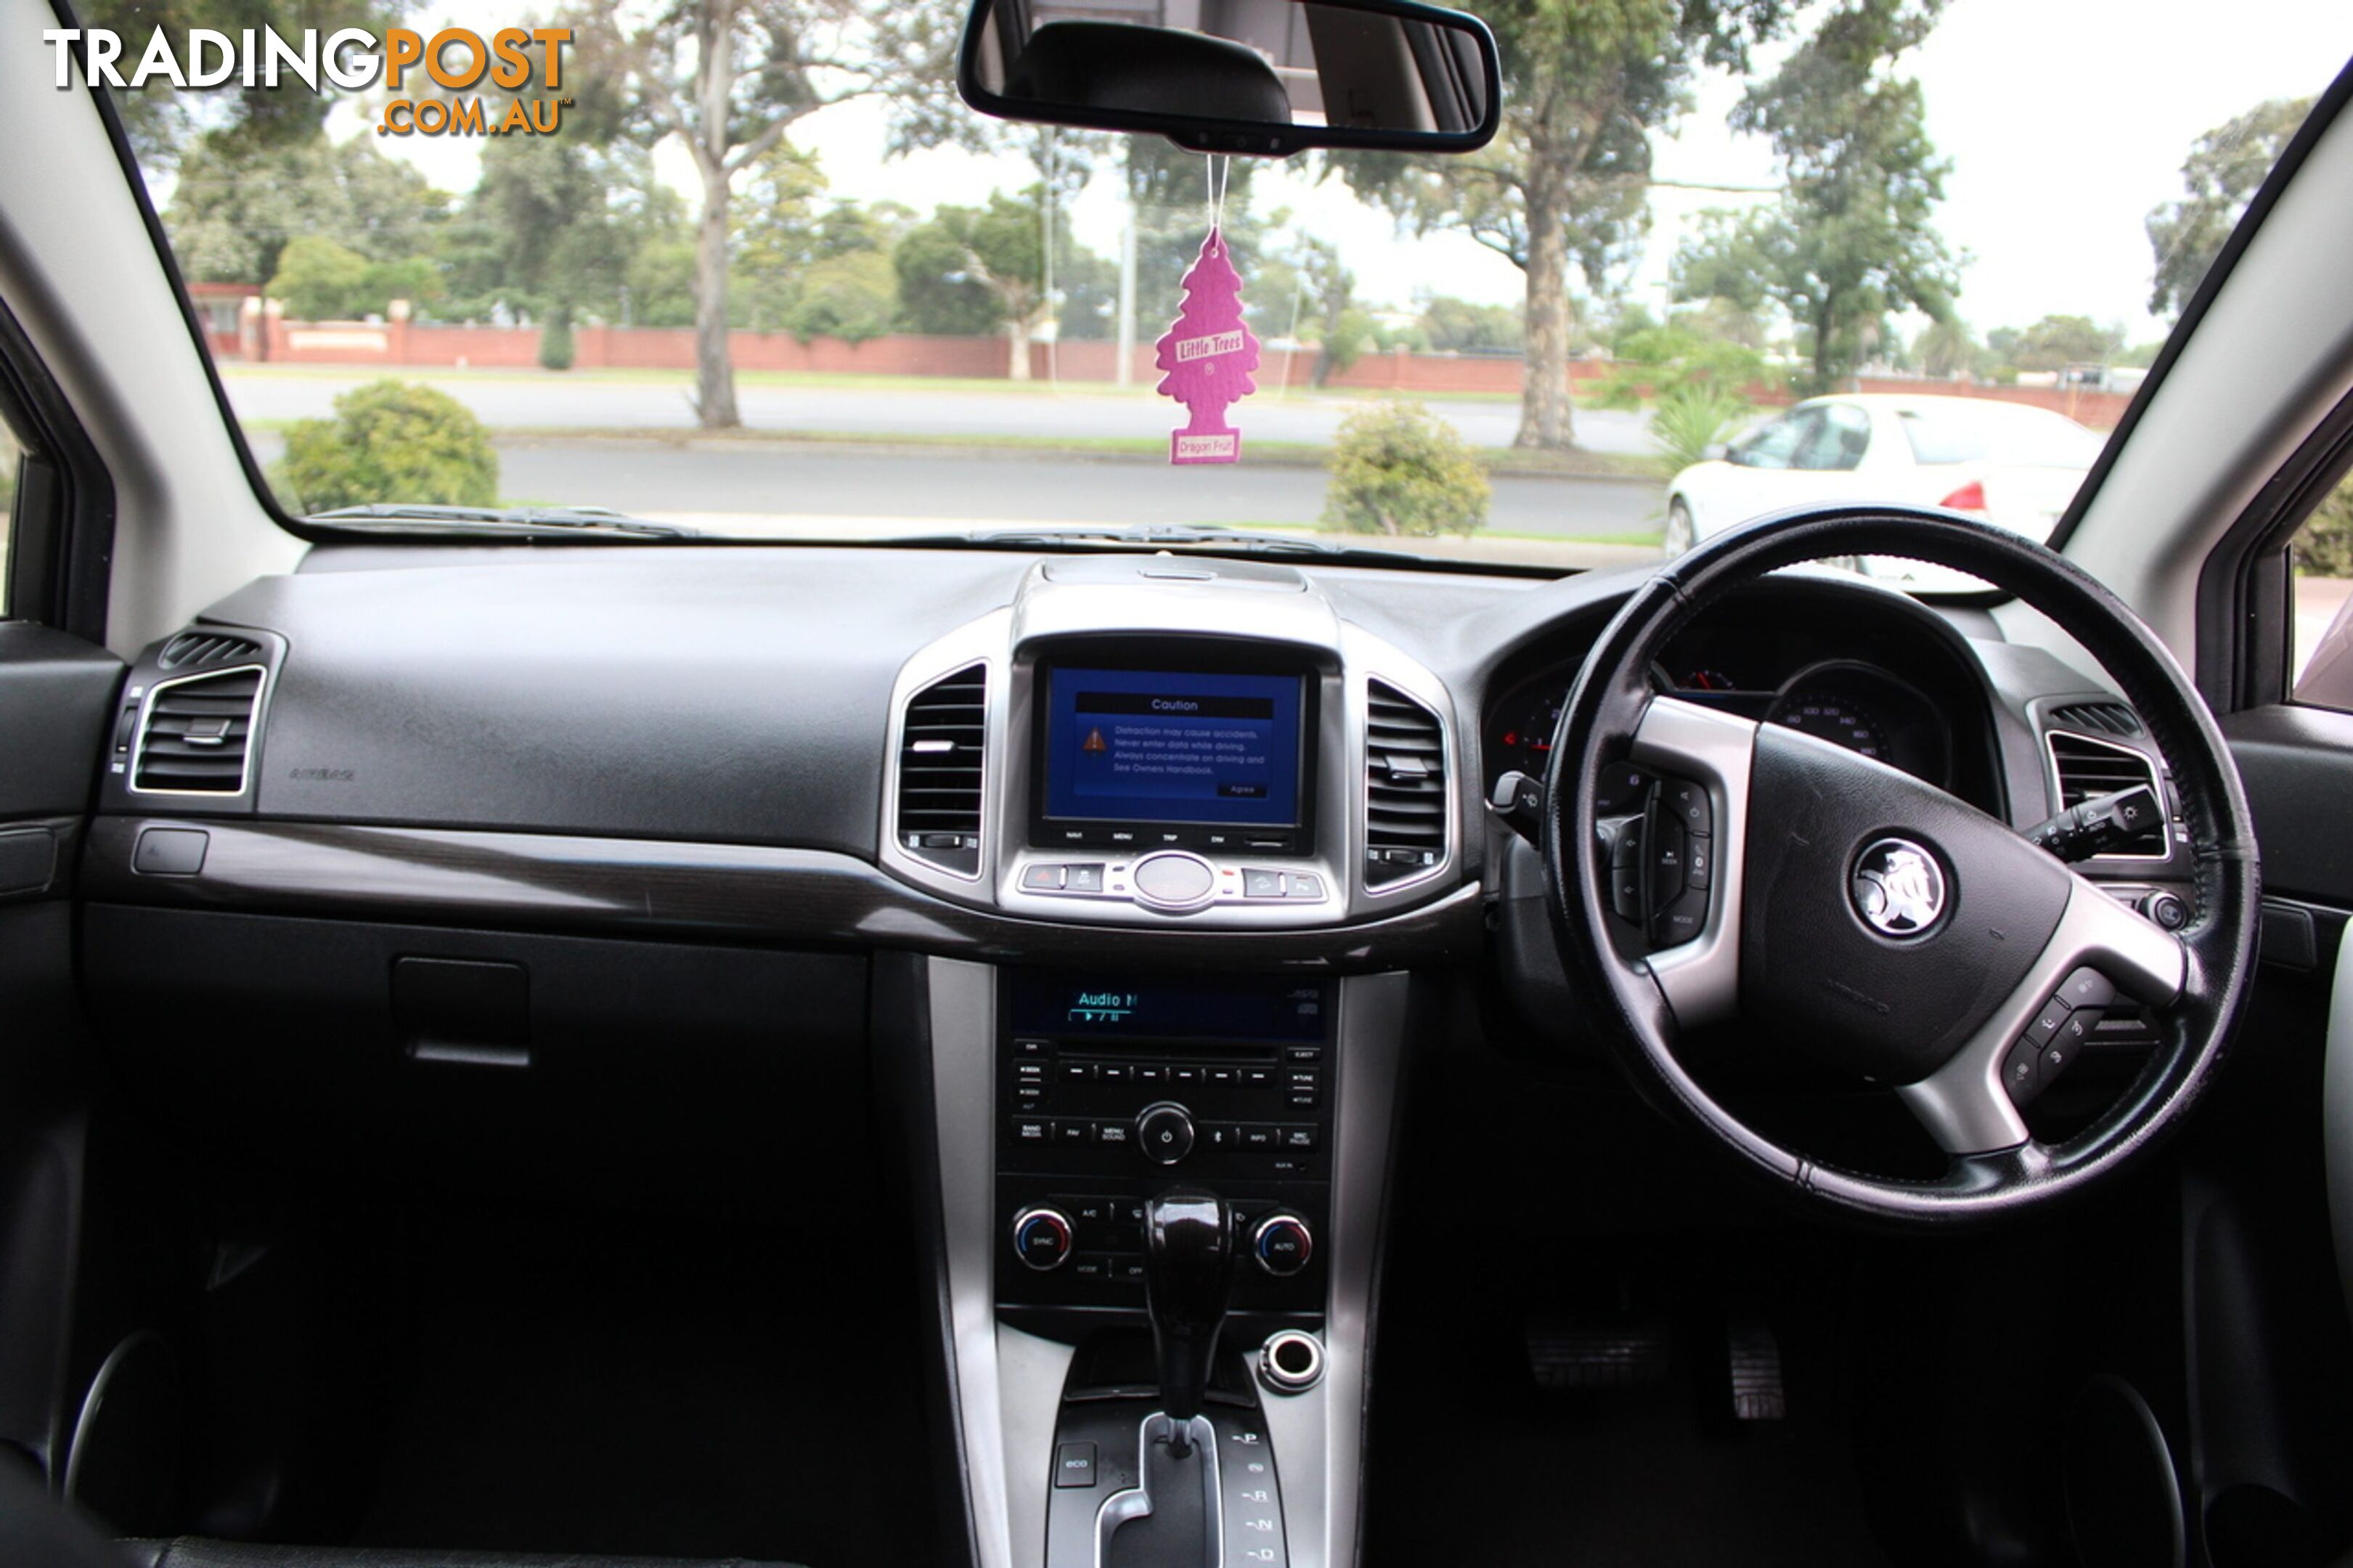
995;970;1331;1324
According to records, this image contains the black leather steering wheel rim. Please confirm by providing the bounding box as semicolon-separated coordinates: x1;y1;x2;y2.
1543;505;2261;1227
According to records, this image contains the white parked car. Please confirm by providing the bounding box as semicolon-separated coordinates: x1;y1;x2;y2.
1663;395;2107;581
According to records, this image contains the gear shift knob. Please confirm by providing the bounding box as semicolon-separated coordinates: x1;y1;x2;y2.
1143;1188;1234;1437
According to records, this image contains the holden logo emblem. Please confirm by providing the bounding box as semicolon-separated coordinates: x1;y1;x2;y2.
1851;838;1947;938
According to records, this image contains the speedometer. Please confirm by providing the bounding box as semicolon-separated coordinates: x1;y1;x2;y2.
1769;692;1888;761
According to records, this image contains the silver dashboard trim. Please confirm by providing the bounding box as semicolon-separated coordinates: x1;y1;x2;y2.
123;663;269;799
1631;697;1756;1030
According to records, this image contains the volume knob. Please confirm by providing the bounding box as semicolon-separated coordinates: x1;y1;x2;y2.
1135;1101;1196;1165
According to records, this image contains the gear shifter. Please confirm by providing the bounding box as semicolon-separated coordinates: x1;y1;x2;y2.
1142;1188;1233;1454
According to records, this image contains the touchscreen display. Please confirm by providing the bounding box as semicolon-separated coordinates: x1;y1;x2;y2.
1041;667;1305;828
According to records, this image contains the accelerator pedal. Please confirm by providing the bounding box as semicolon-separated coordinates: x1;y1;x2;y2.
1726;1312;1787;1422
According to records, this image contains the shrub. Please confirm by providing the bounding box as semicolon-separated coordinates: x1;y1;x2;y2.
538;308;575;371
1321;400;1489;538
2293;475;2353;579
1650;386;1751;478
1590;323;1767;411
271;380;498;514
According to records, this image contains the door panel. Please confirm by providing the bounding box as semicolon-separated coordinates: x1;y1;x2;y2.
0;620;121;1479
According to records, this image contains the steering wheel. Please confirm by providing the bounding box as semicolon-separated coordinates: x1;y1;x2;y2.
1543;506;2261;1225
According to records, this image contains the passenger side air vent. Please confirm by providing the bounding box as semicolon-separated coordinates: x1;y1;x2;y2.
2048;700;2140;737
1365;679;1447;886
895;663;987;876
134;667;264;793
2047;731;2165;857
156;630;263;671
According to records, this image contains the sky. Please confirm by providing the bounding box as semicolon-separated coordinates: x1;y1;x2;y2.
354;0;2353;344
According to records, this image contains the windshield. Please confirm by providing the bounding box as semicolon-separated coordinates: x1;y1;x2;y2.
97;1;2353;576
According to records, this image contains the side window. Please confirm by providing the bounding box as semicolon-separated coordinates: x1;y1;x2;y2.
1796;404;1872;472
0;415;20;617
2290;473;2353;712
1738;410;1815;471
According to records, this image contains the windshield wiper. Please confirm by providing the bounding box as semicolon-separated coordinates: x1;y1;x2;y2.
945;523;1422;564
304;504;699;539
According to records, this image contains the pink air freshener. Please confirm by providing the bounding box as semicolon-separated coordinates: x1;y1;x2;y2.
1154;226;1260;465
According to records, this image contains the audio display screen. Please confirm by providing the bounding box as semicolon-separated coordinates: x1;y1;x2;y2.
1010;972;1329;1042
1040;666;1305;830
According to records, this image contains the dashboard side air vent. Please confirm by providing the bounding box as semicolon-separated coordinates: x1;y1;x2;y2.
156;630;263;671
895;663;987;876
1365;679;1447;886
2047;730;2166;857
133;666;264;794
2048;700;2140;737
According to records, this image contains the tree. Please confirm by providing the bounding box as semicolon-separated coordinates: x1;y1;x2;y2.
1912;317;1978;377
1266;236;1361;386
436;116;680;324
266;235;371;320
165;130;449;286
1419;297;1524;354
731;144;829;330
2005;313;2124;373
81;0;415;163
892;190;1100;375
2147;97;2312;320
1336;0;1795;449
1674;0;1959;393
787;250;899;343
594;0;961;428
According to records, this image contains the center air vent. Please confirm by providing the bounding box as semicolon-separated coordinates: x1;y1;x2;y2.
1365;679;1447;886
156;630;263;671
134;667;264;794
895;664;987;876
2048;730;2166;857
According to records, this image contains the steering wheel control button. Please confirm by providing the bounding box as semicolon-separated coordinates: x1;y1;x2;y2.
2026;997;2071;1045
1687;834;1713;889
1651;888;1708;947
1660;777;1712;836
1252;1213;1315;1277
1133;852;1216;910
2003;1039;2044;1107
2057;968;2117;1009
1849;838;1949;939
1012;1207;1074;1271
2140;890;2190;930
1135;1101;1196;1164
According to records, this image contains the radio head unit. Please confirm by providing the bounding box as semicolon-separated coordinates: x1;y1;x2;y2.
1034;663;1311;854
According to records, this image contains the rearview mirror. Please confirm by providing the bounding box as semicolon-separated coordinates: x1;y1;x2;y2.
958;0;1501;158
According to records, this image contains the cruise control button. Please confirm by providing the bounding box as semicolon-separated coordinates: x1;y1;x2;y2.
2026;998;2071;1045
2056;968;2116;1010
2039;1038;2080;1088
1021;864;1067;891
2056;1007;2103;1050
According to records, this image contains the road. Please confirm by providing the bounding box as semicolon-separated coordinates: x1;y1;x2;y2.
246;433;1665;543
222;367;1660;455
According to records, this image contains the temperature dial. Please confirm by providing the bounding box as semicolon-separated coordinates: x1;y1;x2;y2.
1011;1206;1073;1271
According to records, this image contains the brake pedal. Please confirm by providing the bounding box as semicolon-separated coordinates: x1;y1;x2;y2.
1525;1315;1672;1390
1726;1314;1786;1421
